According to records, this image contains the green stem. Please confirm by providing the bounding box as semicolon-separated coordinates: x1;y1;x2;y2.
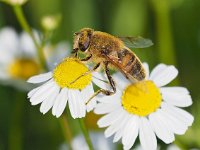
151;0;176;65
78;118;93;150
174;140;187;150
8;92;26;150
59;114;73;150
12;5;47;69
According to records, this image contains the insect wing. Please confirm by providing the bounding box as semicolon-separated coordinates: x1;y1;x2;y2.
119;36;153;48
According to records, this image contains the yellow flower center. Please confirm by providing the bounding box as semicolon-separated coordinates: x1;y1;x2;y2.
53;57;92;90
8;58;41;80
122;80;161;116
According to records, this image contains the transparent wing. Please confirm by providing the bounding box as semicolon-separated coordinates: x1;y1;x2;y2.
119;36;153;48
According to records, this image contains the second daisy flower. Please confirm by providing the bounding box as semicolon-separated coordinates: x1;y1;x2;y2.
94;63;194;150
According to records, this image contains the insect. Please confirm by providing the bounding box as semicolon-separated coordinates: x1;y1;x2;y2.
72;28;153;103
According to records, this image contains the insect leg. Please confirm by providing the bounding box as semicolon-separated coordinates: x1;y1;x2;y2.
85;89;110;105
72;48;79;57
85;62;116;105
69;63;101;85
80;54;92;62
104;61;116;94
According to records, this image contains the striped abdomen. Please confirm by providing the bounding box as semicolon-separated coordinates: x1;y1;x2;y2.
117;48;146;81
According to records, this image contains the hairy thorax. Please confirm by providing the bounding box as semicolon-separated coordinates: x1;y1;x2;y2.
88;31;124;63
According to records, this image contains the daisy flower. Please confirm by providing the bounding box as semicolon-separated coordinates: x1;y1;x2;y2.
0;27;41;90
94;63;194;150
27;57;108;118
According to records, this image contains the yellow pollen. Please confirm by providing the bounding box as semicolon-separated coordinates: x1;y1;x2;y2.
53;57;92;90
8;58;41;80
122;80;161;116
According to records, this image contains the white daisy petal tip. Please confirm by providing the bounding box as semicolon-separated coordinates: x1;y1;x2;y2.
55;115;60;118
86;101;97;112
142;62;148;70
152;65;179;87
169;65;179;78
27;72;52;83
142;62;149;79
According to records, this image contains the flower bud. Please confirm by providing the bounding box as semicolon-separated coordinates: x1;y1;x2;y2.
41;15;61;31
1;0;27;5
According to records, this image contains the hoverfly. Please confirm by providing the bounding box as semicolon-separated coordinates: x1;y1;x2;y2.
72;28;153;103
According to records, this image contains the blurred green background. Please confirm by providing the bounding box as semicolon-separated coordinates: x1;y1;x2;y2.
0;0;200;149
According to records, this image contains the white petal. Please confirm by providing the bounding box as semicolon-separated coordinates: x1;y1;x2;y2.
151;65;178;87
20;31;39;56
161;102;194;126
104;110;126;138
97;108;123;128
94;102;120;114
81;83;96;112
28;86;41;98
68;90;76;118
122;116;139;150
0;48;14;65
113;128;124;143
68;90;86;119
158;108;188;135
149;64;167;79
27;72;52;83
0;27;19;54
30;80;55;105
161;89;192;107
92;76;110;90
160;87;189;95
113;112;132;143
149;111;175;144
143;62;149;79
97;89;121;104
82;83;94;103
52;88;68;117
92;72;107;81
160;103;194;134
86;100;97;112
40;84;60;114
139;117;157;150
113;72;130;90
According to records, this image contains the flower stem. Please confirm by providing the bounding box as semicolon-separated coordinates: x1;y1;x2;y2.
151;0;177;65
8;91;26;150
12;5;47;69
59;114;73;150
78;118;94;150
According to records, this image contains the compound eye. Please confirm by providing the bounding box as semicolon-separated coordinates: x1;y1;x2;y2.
79;34;91;51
